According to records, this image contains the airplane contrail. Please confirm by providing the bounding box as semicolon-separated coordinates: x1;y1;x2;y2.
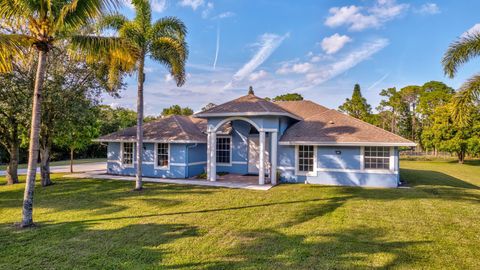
213;25;220;69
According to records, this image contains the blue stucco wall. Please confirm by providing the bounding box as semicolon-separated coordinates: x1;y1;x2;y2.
216;120;249;174
107;142;208;178
277;145;400;188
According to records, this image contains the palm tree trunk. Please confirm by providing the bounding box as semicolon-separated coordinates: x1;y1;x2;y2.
21;50;47;227
135;52;145;191
6;142;19;185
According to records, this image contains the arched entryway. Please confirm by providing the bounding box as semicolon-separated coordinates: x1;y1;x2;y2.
206;117;278;185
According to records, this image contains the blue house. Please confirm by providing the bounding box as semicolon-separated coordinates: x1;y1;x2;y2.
97;90;415;188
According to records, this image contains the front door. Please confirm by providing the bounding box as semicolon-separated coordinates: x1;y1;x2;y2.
248;136;269;174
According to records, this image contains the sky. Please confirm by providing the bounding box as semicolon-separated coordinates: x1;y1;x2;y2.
103;0;480;115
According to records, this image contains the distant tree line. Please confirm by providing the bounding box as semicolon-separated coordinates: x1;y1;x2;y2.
338;82;480;163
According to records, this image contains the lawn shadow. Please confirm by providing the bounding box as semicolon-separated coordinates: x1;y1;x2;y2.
166;226;429;269
0;220;199;269
401;168;480;190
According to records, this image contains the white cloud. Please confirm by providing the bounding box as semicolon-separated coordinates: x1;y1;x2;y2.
215;11;235;19
249;70;269;81
179;0;204;10
151;0;167;12
230;32;289;83
415;3;440;15
325;0;409;31
276;62;312;75
201;2;214;18
165;74;173;82
321;33;352;54
462;23;480;38
304;38;389;86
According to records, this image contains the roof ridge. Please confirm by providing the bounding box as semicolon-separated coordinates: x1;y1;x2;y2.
172;115;189;139
330;109;415;142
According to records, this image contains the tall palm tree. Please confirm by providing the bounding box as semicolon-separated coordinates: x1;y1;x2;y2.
0;0;121;227
99;0;188;190
442;33;480;124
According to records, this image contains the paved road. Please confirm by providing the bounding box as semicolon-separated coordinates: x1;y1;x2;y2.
0;162;106;176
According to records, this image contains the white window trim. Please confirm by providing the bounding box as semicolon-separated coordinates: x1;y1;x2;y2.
295;145;317;176
154;143;170;170
120;142;135;168
360;146;394;173
216;135;233;166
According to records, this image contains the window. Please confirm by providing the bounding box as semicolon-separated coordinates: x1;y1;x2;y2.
364;146;390;170
122;142;134;165
216;137;231;164
156;143;169;168
298;145;315;173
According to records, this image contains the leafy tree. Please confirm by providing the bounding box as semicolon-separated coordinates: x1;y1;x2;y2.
161;105;193;116
0;62;33;184
338;84;372;122
417;81;455;122
421;104;480;163
442;32;480;124
38;47;111;186
97;105;137;135
399;85;421;141
99;0;188;190
56;105;99;173
272;93;303;101
0;0;120;227
377;87;411;136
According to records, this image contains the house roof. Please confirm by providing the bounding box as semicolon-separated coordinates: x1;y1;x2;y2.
96;115;207;143
279;107;416;146
194;93;302;120
274;100;329;119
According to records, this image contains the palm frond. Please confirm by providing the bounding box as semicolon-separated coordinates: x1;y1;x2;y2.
0;33;32;73
0;0;38;20
57;0;121;30
69;35;126;58
442;33;480;78
151;16;187;40
97;13;128;31
452;74;480;125
131;0;151;29
149;36;188;86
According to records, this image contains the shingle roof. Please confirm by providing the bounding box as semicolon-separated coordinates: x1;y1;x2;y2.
195;93;301;120
274;100;329;119
279;108;415;146
96;115;207;143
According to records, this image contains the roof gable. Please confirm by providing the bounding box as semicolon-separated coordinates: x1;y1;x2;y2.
195;93;301;120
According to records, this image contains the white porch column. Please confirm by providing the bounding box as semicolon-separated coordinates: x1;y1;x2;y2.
210;132;217;181
259;131;265;185
206;131;211;180
270;131;278;185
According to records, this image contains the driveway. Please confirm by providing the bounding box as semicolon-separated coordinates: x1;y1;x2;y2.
0;162;106;176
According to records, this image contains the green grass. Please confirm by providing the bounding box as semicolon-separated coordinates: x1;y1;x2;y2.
0;158;106;171
0;160;479;269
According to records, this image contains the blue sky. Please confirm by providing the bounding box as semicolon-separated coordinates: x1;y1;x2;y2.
103;0;480;115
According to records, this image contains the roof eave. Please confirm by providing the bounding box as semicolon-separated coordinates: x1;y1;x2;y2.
278;141;417;147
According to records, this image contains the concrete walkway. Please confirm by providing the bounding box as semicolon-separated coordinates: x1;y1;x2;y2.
67;171;273;191
0;162;106;176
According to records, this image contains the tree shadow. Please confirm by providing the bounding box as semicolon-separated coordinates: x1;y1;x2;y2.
168;227;429;269
0;221;199;269
401;168;480;190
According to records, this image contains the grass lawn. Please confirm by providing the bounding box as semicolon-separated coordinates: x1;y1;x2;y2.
0;160;479;269
0;158;106;171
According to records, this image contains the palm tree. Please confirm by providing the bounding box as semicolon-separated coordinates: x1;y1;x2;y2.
442;33;480;124
99;0;188;190
0;0;121;227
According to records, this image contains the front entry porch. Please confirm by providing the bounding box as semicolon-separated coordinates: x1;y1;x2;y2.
205;117;279;186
